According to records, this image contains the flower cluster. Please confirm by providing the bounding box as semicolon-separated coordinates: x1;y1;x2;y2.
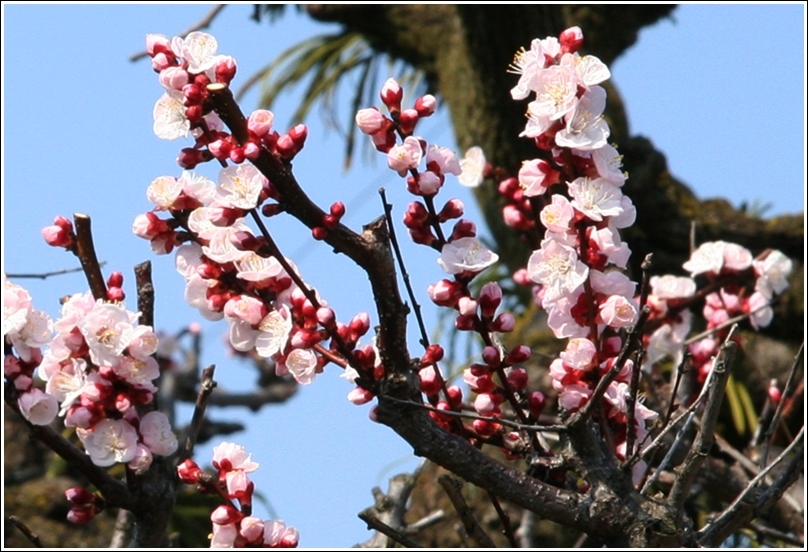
178;443;299;548
639;243;793;385
137;32;371;388
6;273;178;470
147;31;306;167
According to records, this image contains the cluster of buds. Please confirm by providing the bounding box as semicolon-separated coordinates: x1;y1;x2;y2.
178;443;298;548
146;31;307;168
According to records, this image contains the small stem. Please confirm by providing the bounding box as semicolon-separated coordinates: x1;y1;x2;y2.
760;342;803;468
357;512;423;548
73;213;107;300
9;516;44;547
180;365;217;462
5;263;105;280
380;188;429;349
488;491;518;547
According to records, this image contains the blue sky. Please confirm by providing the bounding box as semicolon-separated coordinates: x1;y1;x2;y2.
2;4;805;547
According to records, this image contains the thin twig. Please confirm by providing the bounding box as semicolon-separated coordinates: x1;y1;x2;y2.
129;4;227;61
625;255;653;459
438;475;496;548
380;188;429;349
668;328;737;512
180;365;217;462
749;521;805;548
697;426;804;547
488;491;518;547
683;304;772;345
73;213;107;300
5;263;106;280
761;342;803;468
357;512;423;548
9;516;44;547
383;395;566;433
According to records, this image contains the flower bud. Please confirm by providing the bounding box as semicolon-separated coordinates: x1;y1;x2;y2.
380;78;403;113
505;344;531;364
414;94;437;117
215;55;237;85
421;344;444;366
560;26;584;54
355;107;387;134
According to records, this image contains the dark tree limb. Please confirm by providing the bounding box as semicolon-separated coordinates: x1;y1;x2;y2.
180;365;217;462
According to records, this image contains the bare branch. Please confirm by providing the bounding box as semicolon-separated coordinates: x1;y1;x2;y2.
180;365;217;462
438;475;496;548
698;426;804;547
487;491;518;547
73;213;107;300
129;5;227;61
761;342;803;468
668;330;737;512
5;263;105;280
357;512;424;548
9;515;44;547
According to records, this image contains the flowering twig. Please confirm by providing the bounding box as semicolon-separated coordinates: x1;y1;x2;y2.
180;365;217;462
760;342;803;468
9;515;44;547
668;328;737;512
128;4;227;62
438;474;496;548
73;213;107;300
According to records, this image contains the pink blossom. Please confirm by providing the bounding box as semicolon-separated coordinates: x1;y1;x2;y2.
140;411;178;456
147;175;183;209
518;158;558;197
280;348;318;385
355;107;387;134
212;442;259;474
458;146;486;188
247;109;275;137
387;136;423;174
560;338;597;371
754;250;792;299
210;522;238;548
528;65;579;121
216;162;266;210
18;388;59;425
527;238;589;300
173;31;221;74
599;295;638;328
127;444;153;474
78;302;136;367
263;520;299;547
555;86;609;150
540;195;574;233
558;384;592;411
153;90;189;140
650;275;696;299
747;291;773;330
568;177;624;221
255;306;293;358
509;39;547;100
158;66;189;90
683;241;726;276
426;144;462;176
437;237;499;275
80;419;139;467
240;517;265;542
591;144;626;185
